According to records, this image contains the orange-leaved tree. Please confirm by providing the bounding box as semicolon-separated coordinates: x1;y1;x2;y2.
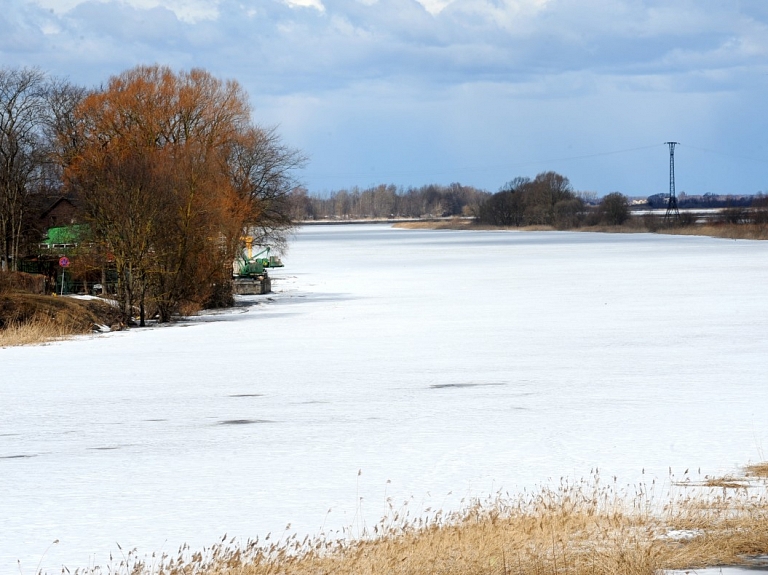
61;65;303;324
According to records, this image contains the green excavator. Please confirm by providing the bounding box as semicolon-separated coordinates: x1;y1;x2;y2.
233;238;283;295
235;244;284;278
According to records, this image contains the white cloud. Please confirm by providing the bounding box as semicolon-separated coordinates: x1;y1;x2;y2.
416;0;550;18
28;0;221;23
25;0;82;11
415;0;453;15
4;0;768;194
40;20;61;34
283;0;326;11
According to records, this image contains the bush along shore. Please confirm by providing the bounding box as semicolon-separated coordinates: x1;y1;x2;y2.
46;462;768;575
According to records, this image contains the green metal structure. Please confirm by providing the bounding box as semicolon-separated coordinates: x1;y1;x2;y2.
235;246;284;278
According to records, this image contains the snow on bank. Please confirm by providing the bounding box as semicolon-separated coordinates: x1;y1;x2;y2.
2;225;768;574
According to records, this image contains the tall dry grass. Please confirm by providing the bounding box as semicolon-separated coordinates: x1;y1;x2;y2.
65;465;768;575
662;223;768;241
394;220;556;232
0;314;85;347
394;218;768;241
745;462;768;478
0;270;47;294
0;291;122;347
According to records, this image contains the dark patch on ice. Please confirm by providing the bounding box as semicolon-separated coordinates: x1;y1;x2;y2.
0;454;37;459
89;443;137;450
144;418;167;422
295;400;329;405
229;394;263;398
198;307;249;316
268;293;355;306
430;383;507;389
218;419;273;426
0;433;20;437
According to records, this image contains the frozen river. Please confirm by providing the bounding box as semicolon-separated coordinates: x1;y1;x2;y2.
2;225;768;573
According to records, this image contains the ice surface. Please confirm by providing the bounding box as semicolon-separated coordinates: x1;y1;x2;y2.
2;225;768;573
668;570;768;574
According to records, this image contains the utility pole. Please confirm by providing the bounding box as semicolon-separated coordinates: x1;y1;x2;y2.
664;142;680;222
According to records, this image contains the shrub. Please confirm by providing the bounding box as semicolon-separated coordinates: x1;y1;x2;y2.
553;198;584;229
720;207;745;224
599;192;630;225
0;271;46;294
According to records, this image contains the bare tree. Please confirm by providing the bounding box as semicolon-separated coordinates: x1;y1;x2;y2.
476;172;584;228
599;192;630;225
0;67;48;271
229;125;307;251
44;78;88;173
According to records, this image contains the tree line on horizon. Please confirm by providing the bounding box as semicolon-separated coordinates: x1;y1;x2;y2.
294;174;768;229
290;173;634;228
476;173;637;228
289;183;490;220
0;65;303;324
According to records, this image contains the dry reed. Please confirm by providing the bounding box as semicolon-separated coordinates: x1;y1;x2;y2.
393;219;768;241
745;462;768;478
0;315;79;347
63;465;768;575
662;223;768;241
394;220;555;232
0;291;122;347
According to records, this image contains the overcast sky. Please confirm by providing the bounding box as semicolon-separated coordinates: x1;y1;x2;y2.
2;0;767;196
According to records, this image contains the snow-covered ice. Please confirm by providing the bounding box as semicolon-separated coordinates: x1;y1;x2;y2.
2;225;768;574
669;569;768;574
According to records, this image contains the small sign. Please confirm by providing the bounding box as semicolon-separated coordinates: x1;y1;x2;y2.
59;256;70;268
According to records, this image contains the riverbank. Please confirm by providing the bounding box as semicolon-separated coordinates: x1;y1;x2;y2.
0;289;123;347
393;218;768;240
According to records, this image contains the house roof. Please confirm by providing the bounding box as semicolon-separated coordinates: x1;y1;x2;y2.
40;196;77;220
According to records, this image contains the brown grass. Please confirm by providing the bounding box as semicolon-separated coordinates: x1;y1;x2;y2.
745;462;768;478
701;476;750;489
393;220;555;232
393;219;768;241
75;465;768;575
662;223;768;241
0;291;122;347
0;270;46;294
393;218;479;230
0;314;80;347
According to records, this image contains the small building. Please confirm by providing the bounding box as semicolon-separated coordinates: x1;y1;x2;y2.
39;197;78;230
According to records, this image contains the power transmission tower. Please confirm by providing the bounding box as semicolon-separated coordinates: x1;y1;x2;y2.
664;142;680;221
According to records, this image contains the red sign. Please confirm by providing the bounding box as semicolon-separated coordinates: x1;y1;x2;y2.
59;256;70;268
